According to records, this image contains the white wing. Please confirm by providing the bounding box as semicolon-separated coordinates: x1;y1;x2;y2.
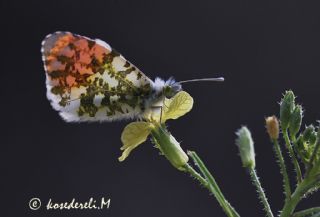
41;32;154;122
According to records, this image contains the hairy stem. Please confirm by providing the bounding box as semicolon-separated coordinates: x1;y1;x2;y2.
308;138;320;172
280;177;319;217
292;207;320;217
184;163;209;188
272;138;291;200
187;151;240;217
310;212;320;217
283;129;303;183
249;169;274;217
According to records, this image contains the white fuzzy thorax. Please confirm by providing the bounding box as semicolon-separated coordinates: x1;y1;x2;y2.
152;77;166;94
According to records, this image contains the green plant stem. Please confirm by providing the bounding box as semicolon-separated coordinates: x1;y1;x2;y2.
308;138;320;171
310;212;320;217
249;169;274;217
292;207;320;217
186;151;240;217
280;177;319;217
187;151;225;199
272;138;291;200
283;129;303;183
184;163;209;188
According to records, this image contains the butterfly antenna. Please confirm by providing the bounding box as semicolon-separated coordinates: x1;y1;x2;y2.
176;77;224;84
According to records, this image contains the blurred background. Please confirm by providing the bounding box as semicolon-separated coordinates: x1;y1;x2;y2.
1;0;320;216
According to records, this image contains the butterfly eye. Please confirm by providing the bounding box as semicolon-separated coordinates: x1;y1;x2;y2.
163;85;180;98
162;86;172;97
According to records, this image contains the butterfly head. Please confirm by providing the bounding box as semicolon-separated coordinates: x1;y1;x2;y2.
153;76;225;99
152;77;182;99
162;77;182;98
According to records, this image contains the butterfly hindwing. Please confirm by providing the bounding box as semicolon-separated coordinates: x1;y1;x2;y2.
41;32;153;122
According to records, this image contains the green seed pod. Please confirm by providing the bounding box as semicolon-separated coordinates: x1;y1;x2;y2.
151;126;188;171
280;91;295;130
236;126;255;169
302;125;315;143
289;105;303;137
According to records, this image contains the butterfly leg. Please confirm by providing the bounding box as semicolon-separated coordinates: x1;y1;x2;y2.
151;98;168;123
150;105;163;123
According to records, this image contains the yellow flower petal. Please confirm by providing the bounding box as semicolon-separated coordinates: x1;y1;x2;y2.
119;122;152;161
162;91;194;122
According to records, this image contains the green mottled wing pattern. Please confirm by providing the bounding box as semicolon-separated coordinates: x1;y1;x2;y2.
41;32;153;122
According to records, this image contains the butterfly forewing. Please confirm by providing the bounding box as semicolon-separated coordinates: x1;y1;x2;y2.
42;32;153;122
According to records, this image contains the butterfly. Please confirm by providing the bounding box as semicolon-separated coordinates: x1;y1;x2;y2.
41;32;223;122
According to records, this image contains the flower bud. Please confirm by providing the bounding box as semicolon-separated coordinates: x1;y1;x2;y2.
295;135;309;162
302;125;315;143
309;132;317;145
236;126;255;169
280;91;295;130
265;116;279;140
296;135;304;149
151;126;188;171
289;105;303;137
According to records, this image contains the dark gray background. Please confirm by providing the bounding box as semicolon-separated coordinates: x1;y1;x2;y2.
1;0;320;216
